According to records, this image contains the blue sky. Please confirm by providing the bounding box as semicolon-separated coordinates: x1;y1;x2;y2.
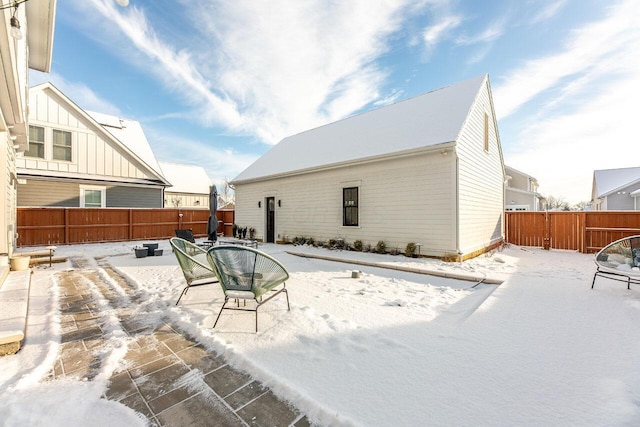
31;0;640;204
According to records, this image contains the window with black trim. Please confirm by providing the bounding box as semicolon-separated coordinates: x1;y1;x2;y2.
53;129;72;161
343;187;358;226
27;125;45;158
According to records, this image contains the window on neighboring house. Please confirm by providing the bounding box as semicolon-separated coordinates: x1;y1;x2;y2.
80;186;106;208
53;129;72;161
484;112;489;152
26;125;45;158
343;187;359;226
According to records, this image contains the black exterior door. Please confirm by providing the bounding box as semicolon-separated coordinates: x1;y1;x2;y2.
266;197;275;243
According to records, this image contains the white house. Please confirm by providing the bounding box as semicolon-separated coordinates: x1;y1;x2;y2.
504;166;545;211
160;161;212;208
591;167;640;211
232;75;505;260
1;0;56;257
17;82;171;208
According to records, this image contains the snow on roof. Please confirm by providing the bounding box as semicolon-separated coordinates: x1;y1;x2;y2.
233;75;487;182
87;111;163;177
159;162;212;194
593;166;640;197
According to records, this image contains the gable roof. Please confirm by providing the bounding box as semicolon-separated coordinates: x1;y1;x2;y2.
28;82;170;186
159;162;212;194
233;75;487;183
87;110;164;178
593;167;640;198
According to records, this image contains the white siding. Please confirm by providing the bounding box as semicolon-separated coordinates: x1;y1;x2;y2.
235;151;457;257
18;89;157;181
1;132;15;254
456;80;504;255
164;191;210;208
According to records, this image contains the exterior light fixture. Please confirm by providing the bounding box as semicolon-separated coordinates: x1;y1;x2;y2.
8;0;24;40
278;200;281;207
10;14;21;39
258;201;261;208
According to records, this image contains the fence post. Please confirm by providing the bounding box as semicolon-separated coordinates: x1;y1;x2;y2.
128;209;133;240
543;211;551;250
64;208;69;244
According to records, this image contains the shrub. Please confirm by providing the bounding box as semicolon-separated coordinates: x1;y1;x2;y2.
405;242;417;257
374;240;386;254
353;240;363;251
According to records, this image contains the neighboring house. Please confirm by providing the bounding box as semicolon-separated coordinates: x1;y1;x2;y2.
591;167;640;211
160;161;211;208
504;165;545;211
1;1;56;256
232;75;505;260
16;82;170;208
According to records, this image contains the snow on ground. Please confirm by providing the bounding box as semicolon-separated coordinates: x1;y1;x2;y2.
1;240;640;426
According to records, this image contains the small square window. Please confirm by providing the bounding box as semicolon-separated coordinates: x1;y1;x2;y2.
53;129;72;161
27;125;45;158
80;186;105;208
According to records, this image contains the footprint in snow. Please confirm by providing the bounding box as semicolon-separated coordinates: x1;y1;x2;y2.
383;299;407;307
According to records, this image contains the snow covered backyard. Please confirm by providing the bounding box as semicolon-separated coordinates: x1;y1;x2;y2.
1;241;639;426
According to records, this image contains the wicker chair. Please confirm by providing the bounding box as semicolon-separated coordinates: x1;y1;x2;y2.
170;237;219;305
207;245;290;332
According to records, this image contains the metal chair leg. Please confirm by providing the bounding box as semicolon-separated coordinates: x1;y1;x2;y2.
213;298;229;329
176;287;189;305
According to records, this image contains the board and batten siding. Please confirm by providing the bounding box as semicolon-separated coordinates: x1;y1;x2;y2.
456;79;504;255
18;179;163;208
235;150;457;256
17;89;157;182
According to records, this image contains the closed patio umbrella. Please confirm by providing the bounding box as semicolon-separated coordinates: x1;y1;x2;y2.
206;185;219;242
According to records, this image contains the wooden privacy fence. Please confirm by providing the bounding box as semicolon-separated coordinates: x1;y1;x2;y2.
505;211;640;253
17;208;235;247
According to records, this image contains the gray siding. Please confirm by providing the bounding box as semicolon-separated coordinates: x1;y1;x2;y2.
18;179;163;208
107;186;163;208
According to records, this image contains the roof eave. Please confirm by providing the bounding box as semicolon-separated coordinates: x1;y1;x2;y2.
26;0;57;73
231;141;457;186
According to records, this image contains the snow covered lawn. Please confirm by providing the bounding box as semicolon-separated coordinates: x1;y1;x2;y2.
1;241;640;426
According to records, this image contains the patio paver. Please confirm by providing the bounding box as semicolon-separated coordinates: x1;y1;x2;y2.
45;255;310;426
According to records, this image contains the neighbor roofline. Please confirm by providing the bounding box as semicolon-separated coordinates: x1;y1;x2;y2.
29;82;171;186
231;141;456;185
599;176;640;198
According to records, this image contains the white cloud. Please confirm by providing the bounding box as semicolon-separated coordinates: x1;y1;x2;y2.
70;0;421;146
145;127;259;185
499;0;640;203
455;19;506;45
493;0;640;120
29;70;122;116
422;14;462;50
529;0;567;25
